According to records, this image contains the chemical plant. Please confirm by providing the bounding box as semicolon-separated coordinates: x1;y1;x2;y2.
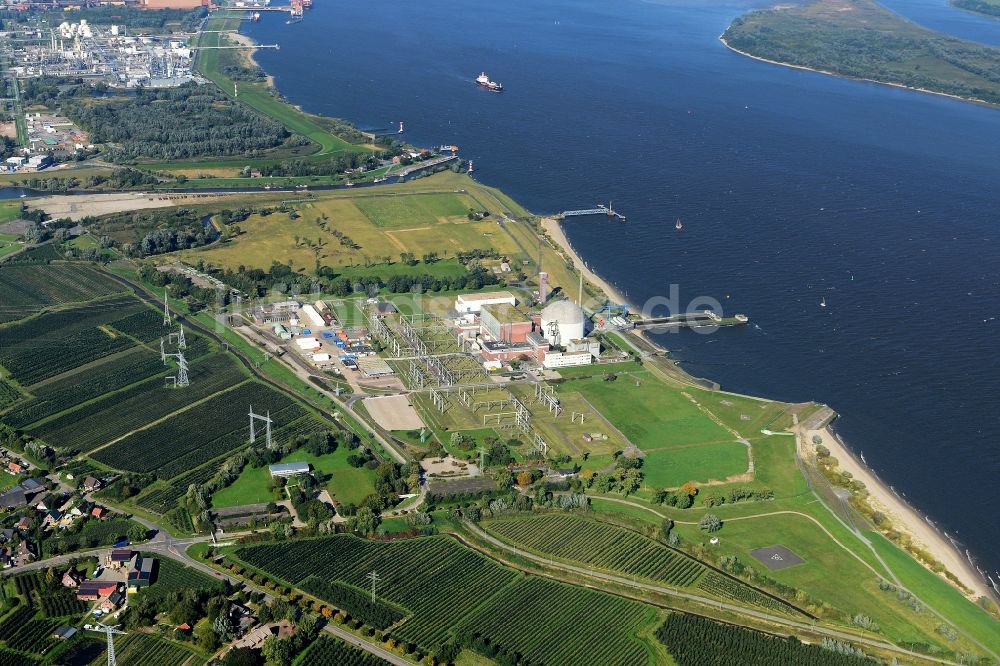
3;19;199;88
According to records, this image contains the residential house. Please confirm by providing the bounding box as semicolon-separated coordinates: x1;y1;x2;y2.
7;462;23;475
42;509;62;529
91;507;107;520
15;540;35;566
100;590;125;612
62;569;83;588
15;516;30;533
0;529;14;544
81;476;101;493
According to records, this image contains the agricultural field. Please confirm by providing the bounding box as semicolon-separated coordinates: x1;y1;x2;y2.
92;379;308;479
2;347;165;429
234;535;519;651
456;577;658;666
486;514;707;588
563;372;751;487
134;555;224;606
0;295;154;386
298;577;406;629
135;465;221;515
0;380;20;411
485;513;802;618
31;353;247;453
210;444;376;508
86;631;202;666
656;613;871;666
299;635;391;666
0;263;126;324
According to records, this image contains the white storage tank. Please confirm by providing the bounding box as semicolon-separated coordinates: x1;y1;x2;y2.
540;300;585;346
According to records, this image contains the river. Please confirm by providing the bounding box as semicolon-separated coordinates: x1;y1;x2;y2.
244;0;1000;581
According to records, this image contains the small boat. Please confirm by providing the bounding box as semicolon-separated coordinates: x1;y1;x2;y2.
286;16;302;25
820;297;827;308
675;218;683;230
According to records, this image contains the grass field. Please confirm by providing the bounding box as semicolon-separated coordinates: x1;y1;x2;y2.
176;179;522;273
0;233;22;260
564;372;749;487
354;192;472;227
211;445;377;508
0;202;21;224
673;512;979;652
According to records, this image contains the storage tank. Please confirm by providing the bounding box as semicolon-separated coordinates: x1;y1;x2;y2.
540;300;585;346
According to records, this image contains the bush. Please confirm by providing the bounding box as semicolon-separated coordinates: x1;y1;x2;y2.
699;514;722;533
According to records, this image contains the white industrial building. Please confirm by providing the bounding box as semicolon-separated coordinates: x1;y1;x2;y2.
301;304;325;328
540;300;586;346
295;337;321;351
455;291;516;313
543;350;593;369
268;462;310;478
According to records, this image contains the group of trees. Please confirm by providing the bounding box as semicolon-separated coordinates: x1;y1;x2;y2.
654;481;700;509
584;453;644;495
48;82;294;161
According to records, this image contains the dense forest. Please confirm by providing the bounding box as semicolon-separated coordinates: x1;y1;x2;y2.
724;0;1000;105
656;614;873;666
23;80;298;161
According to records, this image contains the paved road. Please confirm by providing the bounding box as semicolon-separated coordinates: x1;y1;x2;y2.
463;522;964;666
323;624;412;665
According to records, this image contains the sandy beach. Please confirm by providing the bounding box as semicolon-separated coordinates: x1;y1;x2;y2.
540;216;632;309
804;424;990;600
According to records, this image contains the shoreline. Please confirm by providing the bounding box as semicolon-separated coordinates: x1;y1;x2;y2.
219;12;996;607
539;216;632;309
805;423;992;601
719;36;994;109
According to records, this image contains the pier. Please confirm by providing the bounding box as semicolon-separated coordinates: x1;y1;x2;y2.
632;311;749;331
560;203;626;222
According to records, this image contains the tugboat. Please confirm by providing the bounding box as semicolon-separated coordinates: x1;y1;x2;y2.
476;72;503;92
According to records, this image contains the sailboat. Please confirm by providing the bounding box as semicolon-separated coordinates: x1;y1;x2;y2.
675;218;683;230
821;297;827;308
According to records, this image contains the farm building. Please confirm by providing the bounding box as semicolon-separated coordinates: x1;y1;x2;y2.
77;580;118;601
268;462;310;478
273;324;292;341
455;291;517;313
106;548;133;569
53;626;77;640
127;554;155;590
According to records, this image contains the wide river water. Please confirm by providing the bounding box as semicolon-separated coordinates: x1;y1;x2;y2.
245;0;1000;581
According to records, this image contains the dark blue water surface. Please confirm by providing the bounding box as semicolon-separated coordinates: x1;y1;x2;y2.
246;0;1000;580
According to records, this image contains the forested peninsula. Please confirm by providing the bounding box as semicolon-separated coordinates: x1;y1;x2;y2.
723;0;1000;106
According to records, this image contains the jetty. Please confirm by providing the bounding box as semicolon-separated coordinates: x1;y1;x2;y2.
632;311;749;331
560;203;626;222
